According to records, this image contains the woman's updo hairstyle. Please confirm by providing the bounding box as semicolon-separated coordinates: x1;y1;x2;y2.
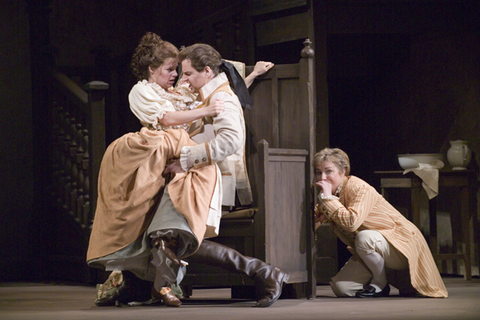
131;32;179;81
314;148;351;176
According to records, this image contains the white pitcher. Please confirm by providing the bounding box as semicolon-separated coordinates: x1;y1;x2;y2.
447;140;472;170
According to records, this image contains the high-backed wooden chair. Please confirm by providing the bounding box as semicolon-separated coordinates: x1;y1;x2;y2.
181;39;317;300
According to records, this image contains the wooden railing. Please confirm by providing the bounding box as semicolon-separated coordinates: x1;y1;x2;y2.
48;68;108;238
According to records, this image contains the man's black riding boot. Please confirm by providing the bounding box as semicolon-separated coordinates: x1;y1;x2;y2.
186;240;289;307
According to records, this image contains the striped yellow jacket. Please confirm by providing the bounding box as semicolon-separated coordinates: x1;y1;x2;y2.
315;175;448;298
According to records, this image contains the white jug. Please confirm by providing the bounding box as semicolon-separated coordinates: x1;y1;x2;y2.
447;140;472;170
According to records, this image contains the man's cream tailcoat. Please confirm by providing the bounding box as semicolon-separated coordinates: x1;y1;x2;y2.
181;73;252;207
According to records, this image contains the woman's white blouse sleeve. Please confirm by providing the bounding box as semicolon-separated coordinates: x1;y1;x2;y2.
128;80;176;130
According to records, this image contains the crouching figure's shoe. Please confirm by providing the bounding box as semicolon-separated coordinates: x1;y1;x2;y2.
355;284;390;298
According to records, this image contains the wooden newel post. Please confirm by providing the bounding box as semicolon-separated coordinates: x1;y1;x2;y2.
84;81;108;222
300;38;317;299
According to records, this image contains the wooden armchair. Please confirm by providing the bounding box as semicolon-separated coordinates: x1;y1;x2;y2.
181;39;317;300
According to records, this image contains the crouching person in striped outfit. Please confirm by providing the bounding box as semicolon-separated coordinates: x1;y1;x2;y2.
314;148;448;298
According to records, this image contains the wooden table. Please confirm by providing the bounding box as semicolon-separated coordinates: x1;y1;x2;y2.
375;170;477;280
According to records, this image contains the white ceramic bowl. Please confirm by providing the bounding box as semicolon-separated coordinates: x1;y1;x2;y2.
397;153;444;170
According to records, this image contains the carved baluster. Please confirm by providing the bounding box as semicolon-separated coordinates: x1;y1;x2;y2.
83;175;91;227
65;114;79;212
68;120;79;216
62;114;72;154
76;168;85;227
62;115;71;209
81;133;92;225
56;108;65;146
75;125;84;165
71;123;84;219
50;148;61;199
63;156;72;211
57;152;66;204
75;128;87;226
69;121;78;158
70;161;78;217
56;109;67;203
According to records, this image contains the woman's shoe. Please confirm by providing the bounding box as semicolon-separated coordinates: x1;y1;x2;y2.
355;284;390;298
94;270;123;306
95;271;152;306
153;287;182;307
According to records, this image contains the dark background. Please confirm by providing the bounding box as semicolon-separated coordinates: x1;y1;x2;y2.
1;0;479;282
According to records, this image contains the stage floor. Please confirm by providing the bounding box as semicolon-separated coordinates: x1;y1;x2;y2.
1;277;479;320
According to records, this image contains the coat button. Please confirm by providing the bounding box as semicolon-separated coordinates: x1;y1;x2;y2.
202;157;207;162
194;159;199;164
322;206;326;211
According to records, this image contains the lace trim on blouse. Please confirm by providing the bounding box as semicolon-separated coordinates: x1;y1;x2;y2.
144;80;201;131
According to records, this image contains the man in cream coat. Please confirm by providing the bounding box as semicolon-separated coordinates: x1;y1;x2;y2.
167;43;289;308
179;55;252;210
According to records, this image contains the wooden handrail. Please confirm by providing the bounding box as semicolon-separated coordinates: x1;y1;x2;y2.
50;68;88;105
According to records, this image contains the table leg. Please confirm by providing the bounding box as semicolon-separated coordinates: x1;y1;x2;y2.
429;198;438;256
461;186;472;280
411;186;421;229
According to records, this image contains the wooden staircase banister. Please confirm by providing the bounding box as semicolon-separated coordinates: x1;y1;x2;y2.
48;67;108;238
